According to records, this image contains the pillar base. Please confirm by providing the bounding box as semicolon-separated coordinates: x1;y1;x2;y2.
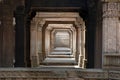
31;56;39;67
38;52;44;63
103;53;120;70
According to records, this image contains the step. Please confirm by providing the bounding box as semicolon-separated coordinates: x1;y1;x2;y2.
41;58;77;66
47;55;74;58
50;52;72;55
53;47;71;52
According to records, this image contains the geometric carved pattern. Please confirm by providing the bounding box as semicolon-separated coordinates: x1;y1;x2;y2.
109;71;120;79
104;54;120;69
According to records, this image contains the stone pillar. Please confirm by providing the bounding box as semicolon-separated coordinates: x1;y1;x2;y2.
37;23;43;63
76;17;86;68
45;29;49;56
30;18;39;67
47;29;50;55
52;30;56;50
77;24;86;68
77;27;82;66
102;2;120;68
50;30;55;52
72;28;76;57
14;6;25;67
69;31;72;52
81;23;86;68
0;15;2;67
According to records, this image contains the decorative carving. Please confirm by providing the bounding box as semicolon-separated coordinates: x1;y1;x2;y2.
75;17;84;28
102;2;120;69
37;19;45;31
103;2;120;18
103;54;120;68
77;70;108;79
109;71;120;79
37;24;42;31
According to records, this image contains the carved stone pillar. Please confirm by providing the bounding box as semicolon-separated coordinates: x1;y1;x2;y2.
102;2;120;68
76;18;86;68
30;18;39;67
45;28;50;56
77;27;82;66
81;23;86;68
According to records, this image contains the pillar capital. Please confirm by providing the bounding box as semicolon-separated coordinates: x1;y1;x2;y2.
37;19;45;31
75;17;84;27
103;2;120;18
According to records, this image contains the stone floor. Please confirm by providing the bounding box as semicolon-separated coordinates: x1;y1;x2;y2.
49;47;72;56
42;57;77;65
53;47;71;52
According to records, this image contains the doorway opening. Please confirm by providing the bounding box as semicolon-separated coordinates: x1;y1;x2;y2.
30;12;86;68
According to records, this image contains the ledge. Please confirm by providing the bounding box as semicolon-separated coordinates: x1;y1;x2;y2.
0;68;119;79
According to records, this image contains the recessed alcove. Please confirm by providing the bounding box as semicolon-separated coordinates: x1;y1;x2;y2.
30;12;86;68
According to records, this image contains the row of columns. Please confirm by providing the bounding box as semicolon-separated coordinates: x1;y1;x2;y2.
30;13;86;68
76;22;86;68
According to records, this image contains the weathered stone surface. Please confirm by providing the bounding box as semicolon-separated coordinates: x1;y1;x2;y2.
102;2;120;69
0;68;119;80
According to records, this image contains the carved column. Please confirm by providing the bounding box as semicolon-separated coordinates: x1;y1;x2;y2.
81;23;86;68
77;27;82;66
30;18;39;67
102;2;120;68
76;17;86;68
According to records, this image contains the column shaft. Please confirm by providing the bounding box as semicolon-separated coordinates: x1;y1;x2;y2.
37;26;43;63
15;6;25;67
30;18;39;67
102;2;120;68
77;27;82;67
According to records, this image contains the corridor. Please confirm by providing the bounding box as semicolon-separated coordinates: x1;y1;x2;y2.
30;12;86;68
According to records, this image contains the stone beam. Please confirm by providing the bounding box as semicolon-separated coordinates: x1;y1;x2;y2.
36;12;80;18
